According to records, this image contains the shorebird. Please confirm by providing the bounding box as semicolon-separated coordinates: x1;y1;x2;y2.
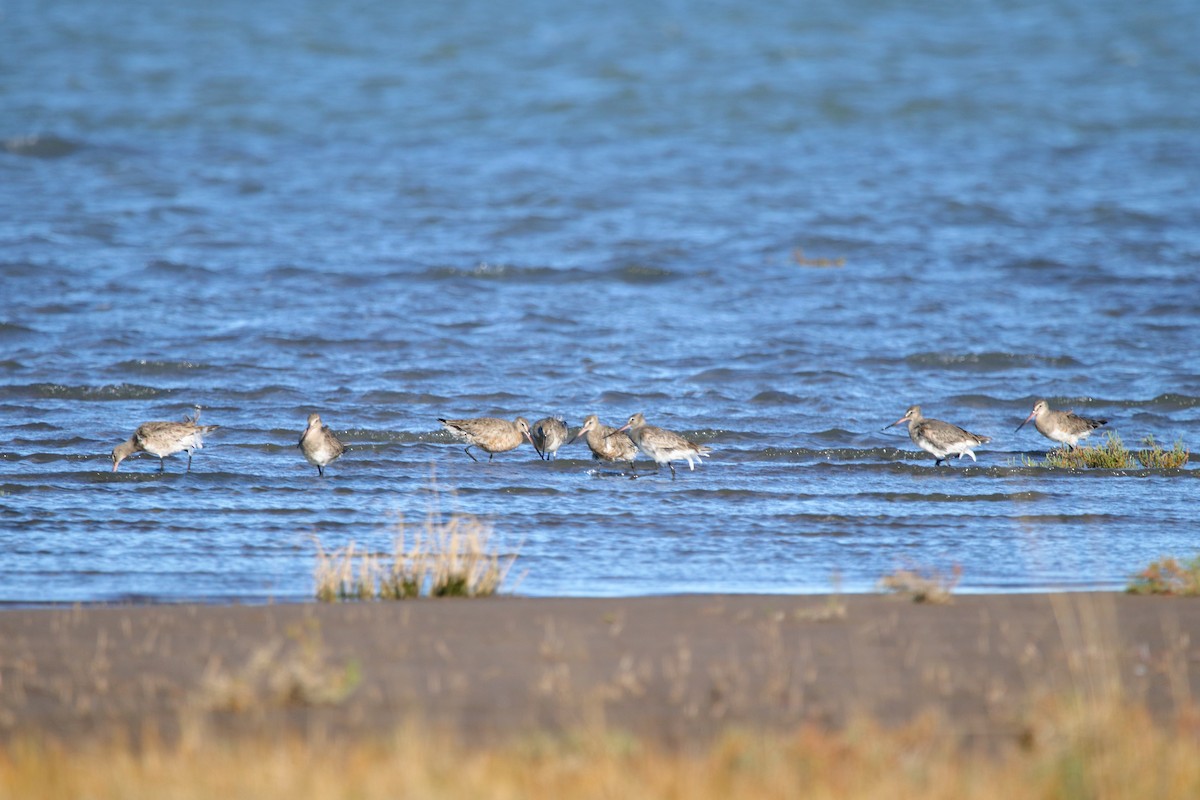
883;405;990;466
1016;399;1107;447
111;412;220;473
531;416;569;461
438;416;535;462
298;412;345;477
569;414;638;469
611;412;711;479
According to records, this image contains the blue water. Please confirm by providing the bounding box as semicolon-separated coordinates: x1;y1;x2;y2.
2;0;1198;603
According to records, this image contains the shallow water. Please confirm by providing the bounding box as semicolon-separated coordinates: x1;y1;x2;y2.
2;0;1198;603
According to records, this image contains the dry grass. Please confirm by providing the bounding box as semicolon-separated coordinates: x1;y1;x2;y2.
2;698;1199;799
193;619;361;711
314;511;516;601
1128;556;1200;597
879;565;961;604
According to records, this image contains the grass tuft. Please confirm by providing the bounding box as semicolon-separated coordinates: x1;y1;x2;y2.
878;565;961;604
315;512;516;602
1127;555;1200;596
194;620;361;711
1136;435;1190;469
1023;433;1190;470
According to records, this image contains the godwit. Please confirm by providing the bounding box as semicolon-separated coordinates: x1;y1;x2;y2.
569;414;638;469
1016;399;1107;447
111;412;220;473
531;416;569;461
438;416;535;462
883;405;990;466
298;412;345;477
611;412;711;479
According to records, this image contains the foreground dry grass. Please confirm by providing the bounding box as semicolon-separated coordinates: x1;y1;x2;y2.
3;698;1199;799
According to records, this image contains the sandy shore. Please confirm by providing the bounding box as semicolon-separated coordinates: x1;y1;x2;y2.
2;593;1197;748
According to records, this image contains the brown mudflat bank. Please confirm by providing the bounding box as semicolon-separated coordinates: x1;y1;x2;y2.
1;593;1197;748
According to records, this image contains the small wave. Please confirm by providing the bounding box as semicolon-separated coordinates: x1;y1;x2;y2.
114;359;213;374
144;259;219;277
901;352;1081;370
612;263;683;284
2;383;169;401
596;391;670;405
760;446;901;461
749;390;803;405
419;263;566;282
1126;394;1200;410
0;322;36;337
360;390;449;405
3;134;82;158
867;491;1051;503
686;367;746;383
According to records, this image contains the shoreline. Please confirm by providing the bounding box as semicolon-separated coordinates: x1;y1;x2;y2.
2;592;1197;749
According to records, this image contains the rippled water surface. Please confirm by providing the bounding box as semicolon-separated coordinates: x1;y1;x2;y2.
2;0;1198;603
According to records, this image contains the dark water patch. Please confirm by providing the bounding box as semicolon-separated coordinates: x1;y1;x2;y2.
0;361;23;372
113;359;214;374
612;263;684;284
11;421;58;432
1;382;169;401
419;263;569;283
144;259;219;277
686;367;750;383
455;485;565;497
224;385;298;400
1013;513;1126;524
748;391;806;407
3;134;82;158
901;352;1082;370
1115;394;1200;410
360;390;450;405
868;491;1051;503
945;394;1011;409
759;446;899;461
0;322;37;337
596;391;671;405
810;428;858;443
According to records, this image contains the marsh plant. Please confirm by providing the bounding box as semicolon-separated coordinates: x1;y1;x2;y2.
878;565;961;604
1023;433;1190;469
195;620;361;711
1136;435;1190;469
315;511;516;602
1128;555;1200;596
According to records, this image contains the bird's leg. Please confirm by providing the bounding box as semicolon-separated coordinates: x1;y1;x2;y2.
318;464;325;477
464;446;479;463
187;452;193;472
159;457;166;473
669;462;677;480
489;452;495;462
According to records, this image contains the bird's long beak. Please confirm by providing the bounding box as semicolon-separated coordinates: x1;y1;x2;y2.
1015;410;1035;432
882;416;906;431
111;460;120;473
567;430;583;445
605;423;632;439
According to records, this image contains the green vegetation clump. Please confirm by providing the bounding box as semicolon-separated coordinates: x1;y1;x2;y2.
1135;435;1190;469
1024;433;1190;470
315;512;516;602
1127;555;1200;596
